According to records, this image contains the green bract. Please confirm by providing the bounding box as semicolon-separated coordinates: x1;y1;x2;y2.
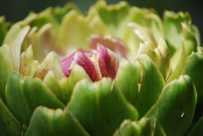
0;1;202;136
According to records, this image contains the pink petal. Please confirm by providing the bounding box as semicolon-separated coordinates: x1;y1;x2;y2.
61;44;120;81
69;51;101;82
97;44;119;79
88;34;129;60
61;53;73;77
61;49;96;77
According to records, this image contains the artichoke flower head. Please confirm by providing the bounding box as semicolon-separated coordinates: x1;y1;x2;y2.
0;1;203;136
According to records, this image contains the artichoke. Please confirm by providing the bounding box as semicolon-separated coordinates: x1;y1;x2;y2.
0;1;203;136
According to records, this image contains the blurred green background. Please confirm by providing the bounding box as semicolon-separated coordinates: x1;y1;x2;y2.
0;0;202;43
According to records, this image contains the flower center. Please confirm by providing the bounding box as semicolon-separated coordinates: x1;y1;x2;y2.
61;34;129;82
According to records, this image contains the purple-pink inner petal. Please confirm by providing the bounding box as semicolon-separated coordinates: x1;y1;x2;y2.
61;49;96;77
70;51;101;82
97;44;119;79
61;53;73;77
61;43;119;82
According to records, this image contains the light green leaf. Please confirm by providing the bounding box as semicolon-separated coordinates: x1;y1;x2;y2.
113;118;151;136
33;51;64;80
3;23;30;70
59;7;108;53
52;2;80;24
29;23;65;62
0;44;14;103
94;1;130;38
163;11;191;56
22;9;65;62
0;98;22;136
67;78;139;136
43;71;68;104
136;38;170;80
133;54;165;117
5;71;65;126
28;8;59;31
182;47;203;106
167;23;197;83
128;7;163;43
25;106;90;136
128;22;157;50
19;45;39;77
115;59;140;105
43;64;90;105
150;117;166;136
146;75;196;136
125;22;158;60
114;117;166;136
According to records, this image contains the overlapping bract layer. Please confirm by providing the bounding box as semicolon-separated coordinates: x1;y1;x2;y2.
61;44;119;82
0;1;202;136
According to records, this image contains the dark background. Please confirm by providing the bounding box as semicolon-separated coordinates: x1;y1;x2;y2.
0;0;202;43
